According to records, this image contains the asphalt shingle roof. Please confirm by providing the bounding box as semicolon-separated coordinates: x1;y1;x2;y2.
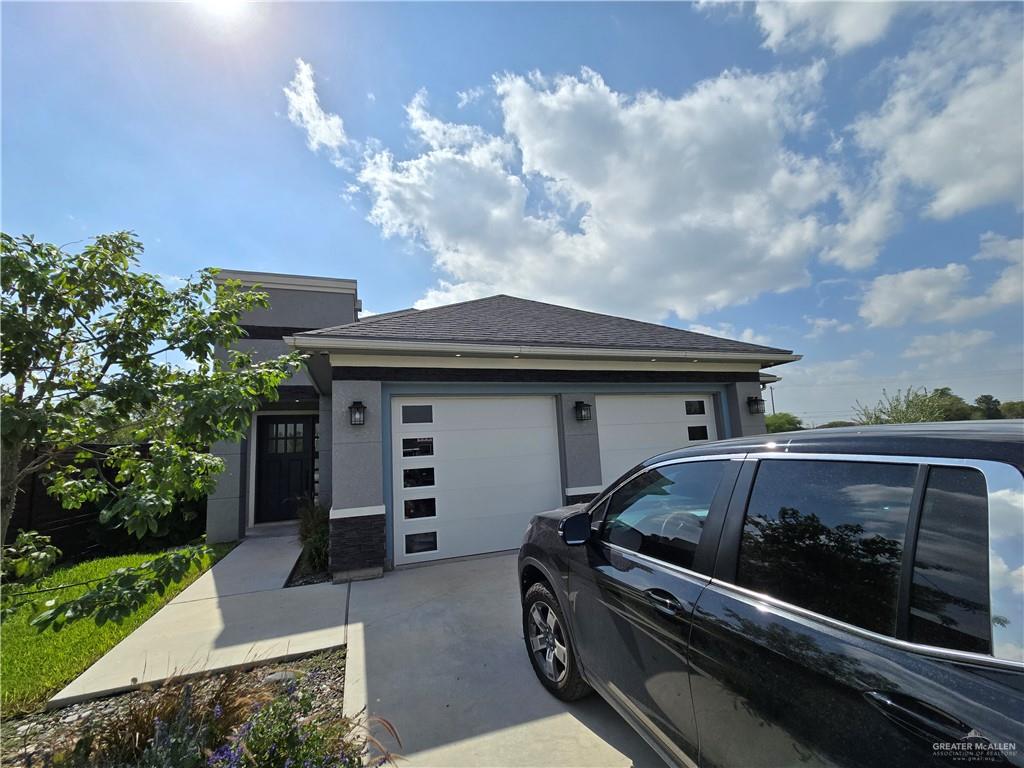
296;295;793;356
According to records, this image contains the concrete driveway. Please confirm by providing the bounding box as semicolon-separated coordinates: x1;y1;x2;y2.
345;552;662;767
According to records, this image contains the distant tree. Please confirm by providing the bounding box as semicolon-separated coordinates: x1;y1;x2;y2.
974;394;1004;420
854;387;944;425
1001;401;1024;419
930;387;976;421
765;412;803;433
818;421;856;429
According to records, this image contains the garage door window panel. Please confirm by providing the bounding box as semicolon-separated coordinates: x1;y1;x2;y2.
402;437;434;457
404;498;437;520
403;467;436;488
601;461;728;570
736;460;916;636
402;405;433;424
405;532;438;554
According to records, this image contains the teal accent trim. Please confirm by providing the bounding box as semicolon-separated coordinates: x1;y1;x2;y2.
379;379;737;566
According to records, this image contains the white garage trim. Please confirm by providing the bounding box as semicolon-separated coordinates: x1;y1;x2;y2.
330;505;386;520
565;484;604;496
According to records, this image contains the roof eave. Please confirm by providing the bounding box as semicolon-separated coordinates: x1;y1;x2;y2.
284;335;801;367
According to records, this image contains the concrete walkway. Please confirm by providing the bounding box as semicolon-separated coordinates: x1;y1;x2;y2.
49;524;348;708
345;553;662;767
52;536;661;766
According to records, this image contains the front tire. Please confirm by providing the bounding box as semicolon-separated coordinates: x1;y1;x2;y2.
523;582;591;701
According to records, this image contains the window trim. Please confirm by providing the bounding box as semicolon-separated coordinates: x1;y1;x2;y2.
715;451;1023;671
589;454;746;577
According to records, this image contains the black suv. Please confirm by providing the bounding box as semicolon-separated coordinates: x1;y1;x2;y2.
518;422;1024;767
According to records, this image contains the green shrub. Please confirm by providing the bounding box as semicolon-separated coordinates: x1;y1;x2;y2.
50;671;269;767
207;676;386;768
2;530;61;584
297;498;329;573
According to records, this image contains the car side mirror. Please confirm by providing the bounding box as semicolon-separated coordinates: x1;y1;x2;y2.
559;509;592;546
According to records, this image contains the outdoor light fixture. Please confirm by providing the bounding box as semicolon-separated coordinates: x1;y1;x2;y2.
747;396;766;415
574;401;593;421
349;401;367;426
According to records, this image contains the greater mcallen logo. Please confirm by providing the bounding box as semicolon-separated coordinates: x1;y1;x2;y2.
933;730;1017;763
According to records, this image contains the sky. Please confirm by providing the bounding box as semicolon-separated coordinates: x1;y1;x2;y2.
3;1;1023;424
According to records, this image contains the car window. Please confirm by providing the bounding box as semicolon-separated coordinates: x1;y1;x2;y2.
736;460;916;636
909;466;991;654
601;460;727;570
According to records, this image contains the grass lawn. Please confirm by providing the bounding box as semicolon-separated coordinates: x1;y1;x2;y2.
1;543;235;717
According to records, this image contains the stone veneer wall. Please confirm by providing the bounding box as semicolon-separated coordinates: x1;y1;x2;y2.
329;515;386;578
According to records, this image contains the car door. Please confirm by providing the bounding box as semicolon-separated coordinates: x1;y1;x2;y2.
569;456;742;767
688;455;1024;768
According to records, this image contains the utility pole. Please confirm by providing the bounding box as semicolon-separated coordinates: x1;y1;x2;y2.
769;386;776;415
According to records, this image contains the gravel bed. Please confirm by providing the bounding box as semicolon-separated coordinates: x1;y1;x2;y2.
286;569;331;588
0;646;346;766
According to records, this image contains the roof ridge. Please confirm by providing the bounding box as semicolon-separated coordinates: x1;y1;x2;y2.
472;294;790;354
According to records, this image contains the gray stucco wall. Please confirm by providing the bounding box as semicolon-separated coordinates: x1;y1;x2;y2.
725;381;768;436
241;287;357;330
216;338;313;387
318;395;333;507
207;439;244;543
557;393;603;493
331;380;384;512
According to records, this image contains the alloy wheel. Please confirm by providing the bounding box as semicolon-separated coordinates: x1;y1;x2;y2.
528;601;568;683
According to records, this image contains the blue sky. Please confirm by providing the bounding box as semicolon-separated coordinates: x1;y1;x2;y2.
4;1;1022;422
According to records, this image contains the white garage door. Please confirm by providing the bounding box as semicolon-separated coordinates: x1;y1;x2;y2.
391;396;563;565
596;394;719;485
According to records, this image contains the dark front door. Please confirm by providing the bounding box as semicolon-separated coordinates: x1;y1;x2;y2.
255;415;315;523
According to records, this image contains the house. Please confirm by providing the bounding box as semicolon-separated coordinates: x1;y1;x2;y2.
207;269;800;580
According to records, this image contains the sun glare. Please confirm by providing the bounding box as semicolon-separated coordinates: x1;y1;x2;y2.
196;0;247;21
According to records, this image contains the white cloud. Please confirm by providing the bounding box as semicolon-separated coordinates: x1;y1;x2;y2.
804;316;854;339
689;323;772;346
859;233;1023;327
284;59;348;166
991;553;1024;595
367;92;376;103
754;1;902;54
358;64;838;321
456;86;485;109
405;89;487;150
826;9;1023;268
902;329;994;364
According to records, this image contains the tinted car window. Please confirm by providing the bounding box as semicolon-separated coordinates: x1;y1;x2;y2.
602;461;727;569
737;460;916;636
909;466;991;654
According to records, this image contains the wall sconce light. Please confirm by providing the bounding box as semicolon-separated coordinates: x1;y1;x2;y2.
747;396;766;415
349;401;367;426
574;400;593;421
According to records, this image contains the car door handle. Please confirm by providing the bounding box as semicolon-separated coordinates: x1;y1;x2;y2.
643;588;684;616
863;690;972;743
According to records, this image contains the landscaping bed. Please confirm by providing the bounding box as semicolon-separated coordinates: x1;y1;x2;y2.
1;543;236;716
0;647;370;767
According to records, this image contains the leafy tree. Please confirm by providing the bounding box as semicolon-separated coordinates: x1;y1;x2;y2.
1001;401;1024;419
765;412;803;433
1;232;302;628
853;387;945;425
974;394;1004;420
929;387;976;422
